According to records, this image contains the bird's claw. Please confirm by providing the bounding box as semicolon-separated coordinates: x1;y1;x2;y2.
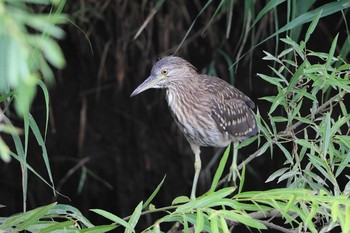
227;165;241;185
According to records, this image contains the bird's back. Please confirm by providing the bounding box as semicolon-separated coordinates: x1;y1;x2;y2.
199;75;257;141
199;75;255;108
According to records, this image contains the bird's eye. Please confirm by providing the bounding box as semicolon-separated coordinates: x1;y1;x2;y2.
161;69;168;75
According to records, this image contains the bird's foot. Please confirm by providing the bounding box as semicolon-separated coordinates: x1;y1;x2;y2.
227;164;241;185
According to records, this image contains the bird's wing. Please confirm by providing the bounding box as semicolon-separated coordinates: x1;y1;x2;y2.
210;98;257;138
199;75;257;138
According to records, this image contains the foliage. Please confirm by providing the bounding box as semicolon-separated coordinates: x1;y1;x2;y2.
87;12;350;233
0;203;113;232
0;0;350;233
0;0;66;212
0;0;66;115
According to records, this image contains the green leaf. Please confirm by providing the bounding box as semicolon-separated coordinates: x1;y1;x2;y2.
307;154;331;182
210;215;219;233
125;201;143;233
0;137;11;163
47;204;94;228
172;196;190;205
294;116;315;126
195;209;204;233
220;210;267;229
258;73;283;88
296;139;320;154
281;37;304;59
8;151;55;195
16;207;59;231
0;203;56;231
287;60;307;93
278;169;300;183
238;163;245;194
29;114;55;194
276;143;293;164
278;47;294;59
266;167;289;183
19;13;66;39
175;187;235;213
282;195;296;216
237;136;257;149
28;36;66;69
262;51;280;62
208;198;271;212
304;10;322;44
143;175;166;209
334;135;350;149
219;215;230;233
0;91;14;102
337;35;350;67
325;34;338;69
305;201;318;230
259;96;275;103
331;201;339;222
38;221;74;233
37;80;50;140
210;144;230;192
90;209;134;232
269;90;285;114
149;204;156;211
80;225;117;233
292;88;318;102
183;213;189;233
322;112;331;159
15;77;37;116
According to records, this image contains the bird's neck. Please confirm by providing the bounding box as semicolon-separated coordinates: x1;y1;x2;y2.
165;77;201;114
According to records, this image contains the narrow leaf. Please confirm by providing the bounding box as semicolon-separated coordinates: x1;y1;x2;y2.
210;145;230;192
125;201;143;233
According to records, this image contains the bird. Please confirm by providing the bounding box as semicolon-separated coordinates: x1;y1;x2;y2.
131;56;257;200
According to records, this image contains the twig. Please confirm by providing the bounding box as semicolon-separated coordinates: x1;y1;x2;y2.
216;145;266;188
215;90;347;187
259;220;295;233
133;0;166;40
227;209;296;233
56;157;91;193
285;90;346;134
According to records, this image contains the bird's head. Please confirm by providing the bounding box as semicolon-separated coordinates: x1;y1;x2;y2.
130;56;197;97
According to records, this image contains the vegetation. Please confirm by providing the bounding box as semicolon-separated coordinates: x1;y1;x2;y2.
0;0;349;232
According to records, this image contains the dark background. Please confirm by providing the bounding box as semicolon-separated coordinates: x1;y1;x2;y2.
0;0;349;231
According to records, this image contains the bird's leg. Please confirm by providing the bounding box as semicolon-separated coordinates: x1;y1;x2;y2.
190;143;201;200
228;141;241;185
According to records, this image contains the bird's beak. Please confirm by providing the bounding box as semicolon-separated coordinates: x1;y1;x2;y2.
130;75;160;97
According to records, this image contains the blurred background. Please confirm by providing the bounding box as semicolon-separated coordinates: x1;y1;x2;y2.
0;0;349;229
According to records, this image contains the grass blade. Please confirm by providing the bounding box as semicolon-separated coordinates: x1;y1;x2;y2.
143;175;166;209
125;201;143;233
210;145;230;192
90;209;134;232
29;114;55;195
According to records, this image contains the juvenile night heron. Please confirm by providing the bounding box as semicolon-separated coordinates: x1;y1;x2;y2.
131;56;257;199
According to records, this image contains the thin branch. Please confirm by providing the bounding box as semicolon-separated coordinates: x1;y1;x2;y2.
260;220;295;233
215;90;347;187
55;157;90;193
285;90;346;134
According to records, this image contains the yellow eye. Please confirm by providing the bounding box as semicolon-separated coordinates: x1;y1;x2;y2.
161;69;168;75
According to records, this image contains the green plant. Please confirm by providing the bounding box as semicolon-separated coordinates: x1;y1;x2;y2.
89;14;350;233
0;0;66;211
1;1;350;233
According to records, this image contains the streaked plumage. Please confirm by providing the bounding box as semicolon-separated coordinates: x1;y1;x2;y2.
131;56;257;199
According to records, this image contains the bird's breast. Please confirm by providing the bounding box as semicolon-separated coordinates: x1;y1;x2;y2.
166;88;231;147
